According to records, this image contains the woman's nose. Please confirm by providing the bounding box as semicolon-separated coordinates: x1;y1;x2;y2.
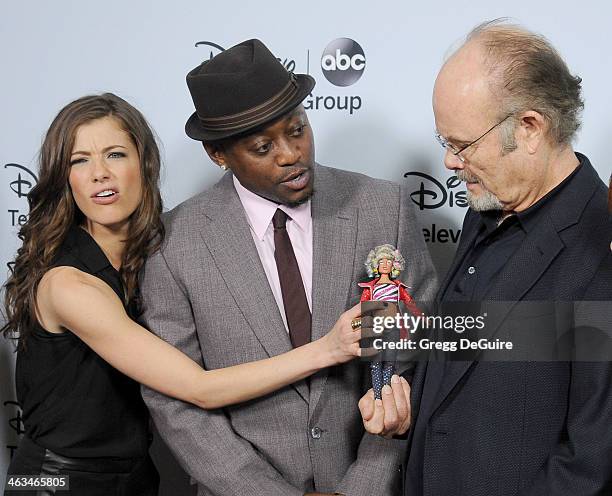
91;157;112;181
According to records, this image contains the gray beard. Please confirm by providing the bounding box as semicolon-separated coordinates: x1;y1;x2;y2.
467;189;504;211
456;170;504;211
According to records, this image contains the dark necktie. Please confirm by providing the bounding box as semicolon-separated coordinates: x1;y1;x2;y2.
272;209;312;348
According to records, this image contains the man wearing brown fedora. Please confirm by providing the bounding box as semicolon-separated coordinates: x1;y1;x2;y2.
140;39;437;496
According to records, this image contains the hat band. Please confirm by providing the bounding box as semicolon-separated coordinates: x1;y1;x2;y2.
196;75;299;131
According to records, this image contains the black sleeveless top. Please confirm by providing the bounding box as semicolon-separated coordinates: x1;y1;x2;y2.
15;225;150;459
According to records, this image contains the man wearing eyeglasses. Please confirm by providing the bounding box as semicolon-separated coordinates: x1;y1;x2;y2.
358;19;612;496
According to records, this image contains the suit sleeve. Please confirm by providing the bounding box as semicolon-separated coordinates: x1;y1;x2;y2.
520;255;612;496
336;183;437;496
139;246;304;496
335;434;406;495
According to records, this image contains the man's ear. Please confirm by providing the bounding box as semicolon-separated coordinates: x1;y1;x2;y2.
517;110;548;154
203;142;229;168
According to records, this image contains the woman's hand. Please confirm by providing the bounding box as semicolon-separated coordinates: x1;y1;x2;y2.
318;301;387;367
319;302;363;366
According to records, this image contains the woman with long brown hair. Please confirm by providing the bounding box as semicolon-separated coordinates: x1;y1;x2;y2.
2;93;370;495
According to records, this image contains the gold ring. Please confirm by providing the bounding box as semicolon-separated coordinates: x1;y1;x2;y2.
351;318;362;330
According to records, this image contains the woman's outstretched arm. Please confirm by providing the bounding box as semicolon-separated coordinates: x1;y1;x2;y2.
36;266;368;409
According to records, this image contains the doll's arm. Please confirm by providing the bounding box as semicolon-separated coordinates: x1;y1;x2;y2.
400;286;424;316
360;288;371;302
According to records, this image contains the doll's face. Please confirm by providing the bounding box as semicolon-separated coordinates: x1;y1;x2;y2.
377;258;393;275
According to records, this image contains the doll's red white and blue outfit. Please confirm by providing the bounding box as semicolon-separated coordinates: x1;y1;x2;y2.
359;278;422;398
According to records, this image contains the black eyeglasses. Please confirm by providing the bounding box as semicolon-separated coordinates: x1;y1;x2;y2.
435;114;513;163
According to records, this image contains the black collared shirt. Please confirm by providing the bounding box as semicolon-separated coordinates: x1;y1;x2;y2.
443;158;583;302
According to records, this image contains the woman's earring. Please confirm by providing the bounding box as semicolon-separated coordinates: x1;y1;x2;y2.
220;165;228;171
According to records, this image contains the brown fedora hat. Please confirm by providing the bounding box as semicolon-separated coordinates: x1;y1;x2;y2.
185;39;315;142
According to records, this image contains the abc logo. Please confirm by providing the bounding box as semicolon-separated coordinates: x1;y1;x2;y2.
321;38;366;87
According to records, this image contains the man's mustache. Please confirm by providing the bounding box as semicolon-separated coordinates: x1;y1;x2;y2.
456;170;480;184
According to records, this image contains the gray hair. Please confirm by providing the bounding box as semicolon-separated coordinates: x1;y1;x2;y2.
465;18;584;149
364;244;406;279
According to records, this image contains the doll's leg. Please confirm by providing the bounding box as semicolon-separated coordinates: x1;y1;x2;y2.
382;361;395;387
370;360;384;399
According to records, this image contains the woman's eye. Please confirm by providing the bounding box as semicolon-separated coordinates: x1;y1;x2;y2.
108;151;126;159
70;157;86;166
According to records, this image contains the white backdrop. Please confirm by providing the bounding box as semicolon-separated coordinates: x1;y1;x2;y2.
1;1;610;492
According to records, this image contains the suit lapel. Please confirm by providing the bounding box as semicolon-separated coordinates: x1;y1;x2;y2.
430;214;564;414
485;215;564;301
308;166;358;414
196;174;309;402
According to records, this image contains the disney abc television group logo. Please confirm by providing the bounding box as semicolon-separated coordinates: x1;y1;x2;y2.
2;165;30;455
5;163;37;227
404;171;467;244
3;400;24;460
194;38;365;115
404;171;468;210
306;37;364;115
320;38;366;87
195;41;297;72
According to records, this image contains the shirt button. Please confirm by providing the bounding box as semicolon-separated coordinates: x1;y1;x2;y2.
311;427;322;439
468;266;476;275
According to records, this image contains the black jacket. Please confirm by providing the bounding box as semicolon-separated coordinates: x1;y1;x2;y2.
403;154;612;496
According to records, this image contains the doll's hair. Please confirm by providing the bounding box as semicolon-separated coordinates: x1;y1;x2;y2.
365;244;406;279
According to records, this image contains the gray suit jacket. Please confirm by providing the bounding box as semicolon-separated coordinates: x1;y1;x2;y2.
140;164;438;496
